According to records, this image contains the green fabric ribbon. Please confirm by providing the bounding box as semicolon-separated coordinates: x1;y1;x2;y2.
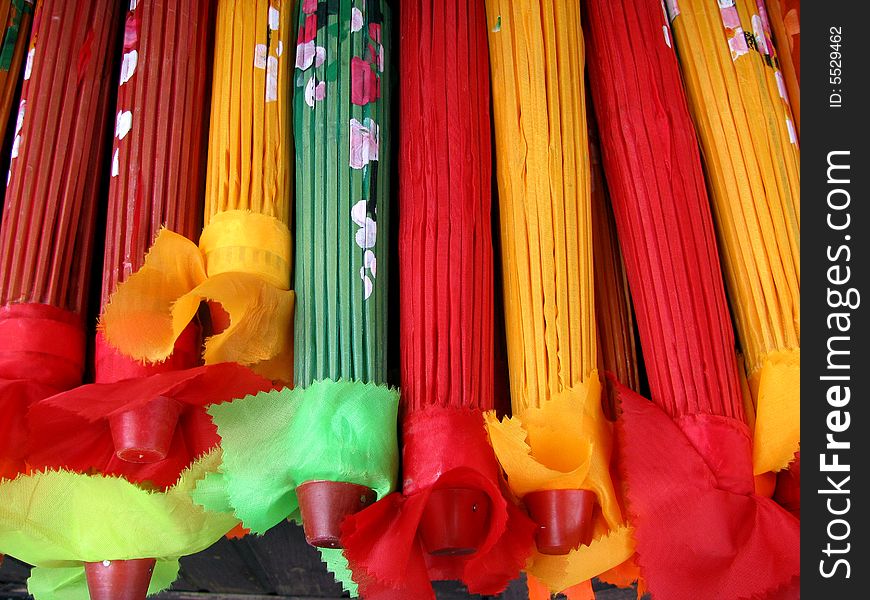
193;380;399;533
0;451;237;599
193;380;400;597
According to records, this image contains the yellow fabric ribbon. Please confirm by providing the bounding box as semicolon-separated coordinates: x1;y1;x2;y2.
0;451;237;600
749;348;800;475
101;210;294;382
485;375;634;591
199;211;293;289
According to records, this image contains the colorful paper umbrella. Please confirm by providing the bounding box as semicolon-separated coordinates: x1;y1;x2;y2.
0;452;238;600
583;0;799;598
23;0;268;491
338;1;536;598
483;1;634;595
291;0;399;539
293;0;391;389
0;0;32;142
102;0;296;384
192;1;398;594
665;0;800;478
0;0;118;479
765;0;799;134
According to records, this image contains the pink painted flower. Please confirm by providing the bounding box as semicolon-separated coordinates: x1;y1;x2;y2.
303;0;318;14
351;56;380;106
349;118;379;169
296;41;315;70
305;76;326;107
728;29;749;59
298;14;317;44
296;43;324;71
720;5;741;30
123;12;139;51
369;22;381;43
366;43;385;73
351;7;364;32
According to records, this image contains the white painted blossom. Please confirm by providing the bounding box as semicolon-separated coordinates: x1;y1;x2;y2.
351;8;364;32
120;50;138;85
115;110;133;140
24;48;34;81
254;44;267;69
266;56;279;102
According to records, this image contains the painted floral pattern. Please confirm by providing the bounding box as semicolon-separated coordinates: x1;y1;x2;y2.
293;0;391;388
351;56;380;105
294;0;389;309
349;117;379;169
714;0;798;145
110;6;140;179
718;1;749;60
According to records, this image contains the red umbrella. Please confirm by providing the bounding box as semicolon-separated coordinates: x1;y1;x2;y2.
0;0;119;479
25;0;276;491
589;119;640;399
584;1;799;598
340;1;535;597
765;0;799;134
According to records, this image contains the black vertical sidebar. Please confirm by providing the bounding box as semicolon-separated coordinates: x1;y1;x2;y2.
802;1;869;597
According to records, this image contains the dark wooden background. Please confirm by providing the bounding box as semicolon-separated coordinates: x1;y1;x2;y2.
0;521;642;599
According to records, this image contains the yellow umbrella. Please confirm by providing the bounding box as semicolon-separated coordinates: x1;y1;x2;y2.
484;0;634;594
668;0;800;476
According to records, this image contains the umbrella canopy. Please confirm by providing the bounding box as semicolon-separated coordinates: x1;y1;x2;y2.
583;0;799;597
101;0;296;384
666;0;800;478
483;0;634;594
340;1;536;598
0;0;119;479
293;0;392;389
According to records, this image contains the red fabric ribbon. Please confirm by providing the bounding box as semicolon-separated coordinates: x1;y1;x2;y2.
0;303;85;479
0;379;57;479
94;326;202;383
26;364;274;489
615;383;800;600
774;452;800;519
0;303;85;389
341;408;535;599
